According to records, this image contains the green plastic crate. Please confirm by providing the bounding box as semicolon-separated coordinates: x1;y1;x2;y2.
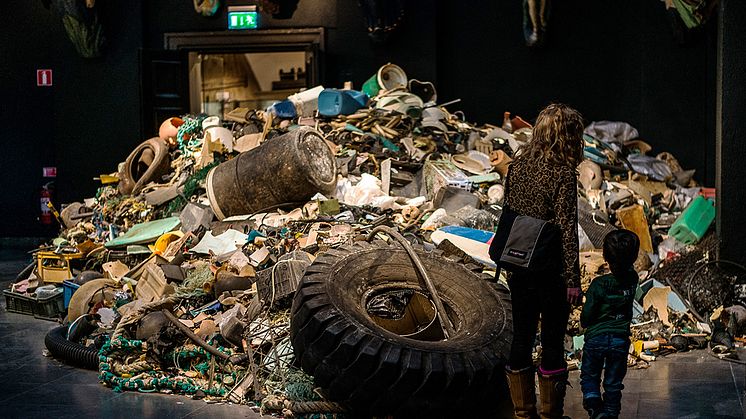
669;195;715;245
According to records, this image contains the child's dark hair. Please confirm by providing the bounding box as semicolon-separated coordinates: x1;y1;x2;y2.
603;229;640;276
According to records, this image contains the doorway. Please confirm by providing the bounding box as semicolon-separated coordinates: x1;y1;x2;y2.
190;51;307;119
140;28;324;137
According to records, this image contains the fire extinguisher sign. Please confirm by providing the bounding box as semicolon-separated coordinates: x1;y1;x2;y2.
37;69;53;87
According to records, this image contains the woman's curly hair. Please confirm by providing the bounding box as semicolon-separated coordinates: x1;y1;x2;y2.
516;103;585;168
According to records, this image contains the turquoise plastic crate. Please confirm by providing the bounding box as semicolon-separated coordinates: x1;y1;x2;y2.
62;280;80;309
669;195;715;245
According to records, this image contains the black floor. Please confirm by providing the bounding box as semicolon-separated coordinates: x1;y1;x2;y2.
1;245;745;418
0;247;263;419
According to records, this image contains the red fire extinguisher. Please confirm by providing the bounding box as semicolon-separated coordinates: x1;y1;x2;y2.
40;182;54;225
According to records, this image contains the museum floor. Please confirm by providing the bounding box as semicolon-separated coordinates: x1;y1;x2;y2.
1;245;743;419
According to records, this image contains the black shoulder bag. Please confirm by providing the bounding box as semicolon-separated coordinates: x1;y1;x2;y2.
488;167;562;274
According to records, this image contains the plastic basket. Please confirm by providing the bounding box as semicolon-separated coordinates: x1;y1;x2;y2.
3;289;35;316
3;288;65;321
62;280;80;309
33;290;65;321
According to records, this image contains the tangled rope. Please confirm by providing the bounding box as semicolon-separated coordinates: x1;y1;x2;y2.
176;115;207;156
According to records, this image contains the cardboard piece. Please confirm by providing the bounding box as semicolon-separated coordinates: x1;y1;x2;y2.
193;312;210;324
616;205;653;253
249;246;270;267
162;232;197;261
102;261;129;281
196;319;218;340
643;285;672;326
381;158;392;196
135;264;175;303
234;133;262;153
125;253;169;281
624;180;653;206
638;279;688;313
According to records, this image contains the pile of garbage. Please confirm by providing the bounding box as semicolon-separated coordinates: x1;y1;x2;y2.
10;63;744;416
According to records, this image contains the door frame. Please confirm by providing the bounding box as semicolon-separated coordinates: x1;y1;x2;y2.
163;28;325;52
163;28;324;99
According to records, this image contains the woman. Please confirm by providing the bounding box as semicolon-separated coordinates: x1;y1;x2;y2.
502;103;583;419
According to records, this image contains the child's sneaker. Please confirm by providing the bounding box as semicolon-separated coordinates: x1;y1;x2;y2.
582;397;604;418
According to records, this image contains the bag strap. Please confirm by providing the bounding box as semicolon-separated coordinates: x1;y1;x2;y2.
503;163;512;200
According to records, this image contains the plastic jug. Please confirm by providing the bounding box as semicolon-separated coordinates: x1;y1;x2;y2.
318;89;369;117
669;195;715;244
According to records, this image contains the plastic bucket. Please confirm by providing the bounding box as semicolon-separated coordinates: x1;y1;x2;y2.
206;127;337;220
362;63;407;97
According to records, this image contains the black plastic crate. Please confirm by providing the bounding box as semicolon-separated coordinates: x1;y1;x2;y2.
3;289;65;321
33;291;65;321
3;289;35;316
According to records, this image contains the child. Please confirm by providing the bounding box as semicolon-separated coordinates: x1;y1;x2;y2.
580;229;640;419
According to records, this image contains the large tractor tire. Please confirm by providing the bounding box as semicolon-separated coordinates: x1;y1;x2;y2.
290;241;512;417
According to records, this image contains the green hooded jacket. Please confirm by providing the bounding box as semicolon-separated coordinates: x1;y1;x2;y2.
581;269;638;341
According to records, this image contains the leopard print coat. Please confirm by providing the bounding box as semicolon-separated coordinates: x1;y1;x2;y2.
504;157;580;288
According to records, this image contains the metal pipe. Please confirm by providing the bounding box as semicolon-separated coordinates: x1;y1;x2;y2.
162;309;230;361
366;225;456;339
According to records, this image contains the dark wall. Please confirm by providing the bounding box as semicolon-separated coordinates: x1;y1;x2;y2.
0;0;143;237
324;2;437;90
436;0;717;186
1;0;717;237
142;0;437;90
716;0;746;266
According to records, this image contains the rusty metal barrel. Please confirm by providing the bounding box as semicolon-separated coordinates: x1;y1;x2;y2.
206;127;337;220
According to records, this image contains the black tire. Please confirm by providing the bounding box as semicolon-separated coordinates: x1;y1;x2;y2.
44;326;99;371
290;241;512;417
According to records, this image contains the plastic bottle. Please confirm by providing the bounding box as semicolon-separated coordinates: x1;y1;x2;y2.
502;112;513;133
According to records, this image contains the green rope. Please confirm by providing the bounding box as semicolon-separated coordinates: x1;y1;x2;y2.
177;115;207;155
285;369;319;402
175;262;214;298
162;160;219;216
99;335;237;397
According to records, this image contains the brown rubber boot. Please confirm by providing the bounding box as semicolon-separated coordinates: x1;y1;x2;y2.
537;369;569;419
506;366;539;419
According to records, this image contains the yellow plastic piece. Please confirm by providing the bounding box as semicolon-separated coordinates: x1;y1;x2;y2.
36;251;84;284
148;231;184;255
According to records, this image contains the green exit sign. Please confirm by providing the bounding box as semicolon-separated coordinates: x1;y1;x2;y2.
228;11;258;30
